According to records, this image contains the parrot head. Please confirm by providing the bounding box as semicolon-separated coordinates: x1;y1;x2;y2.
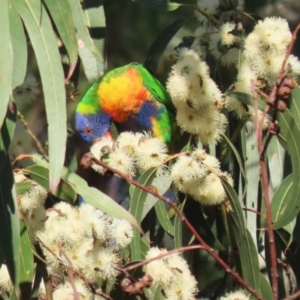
75;111;112;144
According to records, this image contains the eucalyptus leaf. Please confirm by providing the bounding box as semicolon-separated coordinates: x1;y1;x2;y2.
267;136;285;192
19;220;34;298
130;168;157;260
25;165;76;202
9;5;27;89
154;200;175;236
259;273;272;300
16;182;33;196
132;0;180;11
227;91;266;111
273;109;300;228
223;180;260;290
0;0;13;129
272;175;293;227
67;0;104;81
13;0;67;194
43;0;78;66
290;86;300;129
141;174;172;220
243;123;260;248
174;201;185;249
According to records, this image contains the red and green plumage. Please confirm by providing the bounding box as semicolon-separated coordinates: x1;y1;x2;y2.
76;63;175;144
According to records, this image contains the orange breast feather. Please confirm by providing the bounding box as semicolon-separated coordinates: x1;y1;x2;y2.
98;68;151;123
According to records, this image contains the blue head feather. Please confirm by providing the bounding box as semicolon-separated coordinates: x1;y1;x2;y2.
75;112;111;144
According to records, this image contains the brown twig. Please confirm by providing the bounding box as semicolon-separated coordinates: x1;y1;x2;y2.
277;259;293;295
89;155;263;300
242;208;266;219
251;81;278;300
122;245;204;273
17;111;48;158
283;289;300;300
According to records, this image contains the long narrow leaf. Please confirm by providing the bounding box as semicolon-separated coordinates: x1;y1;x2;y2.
67;0;104;81
154;200;175;236
130;168;157;260
43;0;78;66
0;107;19;291
9;5;27;89
13;0;67;194
0;0;13;129
273;109;300;228
19;220;34;298
223;180;260;290
132;0;180;11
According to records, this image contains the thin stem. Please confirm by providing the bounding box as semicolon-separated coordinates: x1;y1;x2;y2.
122;245;204;273
251;81;278;300
17;111;48;158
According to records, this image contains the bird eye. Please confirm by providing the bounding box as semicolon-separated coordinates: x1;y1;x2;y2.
84;127;92;135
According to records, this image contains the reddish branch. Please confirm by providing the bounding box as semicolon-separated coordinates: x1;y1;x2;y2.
283;289;300;300
251;81;278;300
86;154;264;300
122;245;204;273
251;22;300;300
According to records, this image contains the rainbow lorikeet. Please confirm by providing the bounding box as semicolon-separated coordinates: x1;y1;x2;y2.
75;63;175;144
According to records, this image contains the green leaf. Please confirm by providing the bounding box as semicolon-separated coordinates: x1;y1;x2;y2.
82;0;106;29
67;0;94;50
154;200;174;236
223;180;260;289
271;175;293;226
9;5;27;89
266;136;285;191
0;0;13;129
0;155;20;292
0;107;19;289
78;39;104;82
174;201;185;249
16;182;33;196
132;0;180;11
13;0;67;194
67;0;104;81
290;86;300;129
259;273;272;300
43;0;78;66
273;109;300;228
144;18;184;73
0;106;16;173
141;174;172;220
130;168;157;260
197;207;224;251
19;220;34;298
227;91;266;111
243;123;260;248
25;165;76;202
221;132;246;182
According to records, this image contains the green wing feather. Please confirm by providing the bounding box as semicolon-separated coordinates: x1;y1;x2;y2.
129;63;176;115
